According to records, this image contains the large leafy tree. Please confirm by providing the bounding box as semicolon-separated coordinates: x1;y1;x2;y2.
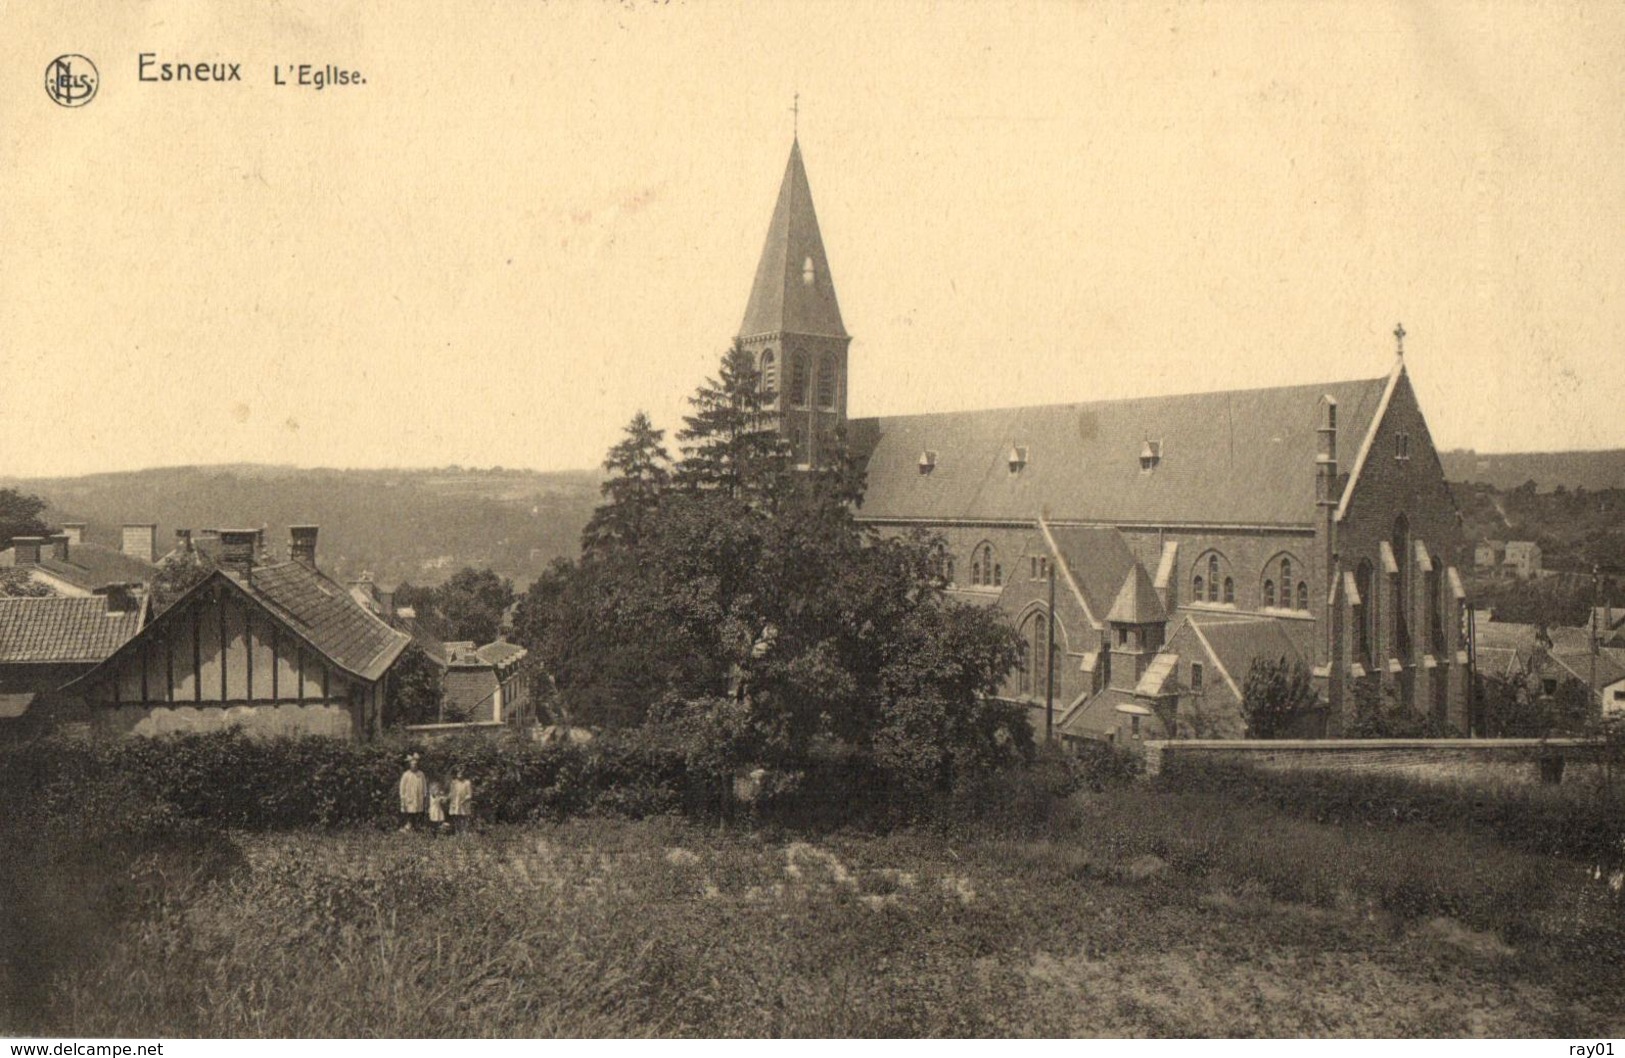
0;490;49;550
388;641;445;726
1241;656;1317;739
431;567;515;645
151;548;215;613
580;411;670;557
515;342;1025;783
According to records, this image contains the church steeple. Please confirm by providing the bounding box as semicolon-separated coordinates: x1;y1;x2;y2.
738;137;852;467
740;139;847;341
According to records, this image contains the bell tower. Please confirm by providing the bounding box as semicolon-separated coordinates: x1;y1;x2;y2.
738;137;851;467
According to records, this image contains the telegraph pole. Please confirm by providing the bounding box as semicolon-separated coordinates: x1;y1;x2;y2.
1045;558;1057;742
1592;564;1601;716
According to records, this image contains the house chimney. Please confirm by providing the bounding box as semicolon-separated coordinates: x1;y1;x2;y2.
289;525;319;568
97;583;138;615
48;533;70;562
12;536;44;566
121;523;158;564
378;589;396;619
218;529;260;579
174;528;193;552
61;523;86;546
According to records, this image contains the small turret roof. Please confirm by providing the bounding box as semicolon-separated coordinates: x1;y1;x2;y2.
1107;562;1165;625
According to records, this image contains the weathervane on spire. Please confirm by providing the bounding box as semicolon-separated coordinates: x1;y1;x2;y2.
790;92;799;137
1393;321;1406;357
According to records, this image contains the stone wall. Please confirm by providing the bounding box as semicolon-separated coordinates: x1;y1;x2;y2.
1142;737;1608;787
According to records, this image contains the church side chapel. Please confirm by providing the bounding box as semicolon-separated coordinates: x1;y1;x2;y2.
736;137;1472;742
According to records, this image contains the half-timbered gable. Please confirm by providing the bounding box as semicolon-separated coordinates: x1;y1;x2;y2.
68;541;410;738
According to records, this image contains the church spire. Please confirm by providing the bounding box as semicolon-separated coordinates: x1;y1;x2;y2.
736;136;853;468
739;139;847;340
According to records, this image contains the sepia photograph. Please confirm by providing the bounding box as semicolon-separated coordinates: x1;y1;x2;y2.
1;0;1623;1042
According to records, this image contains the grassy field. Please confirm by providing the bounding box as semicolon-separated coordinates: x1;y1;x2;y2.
13;783;1624;1038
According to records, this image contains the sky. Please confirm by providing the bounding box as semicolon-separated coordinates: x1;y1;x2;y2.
1;0;1622;478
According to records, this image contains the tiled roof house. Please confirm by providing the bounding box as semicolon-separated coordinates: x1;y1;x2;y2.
66;527;411;738
0;594;148;732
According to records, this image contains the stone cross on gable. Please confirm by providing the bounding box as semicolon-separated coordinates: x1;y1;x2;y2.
1393;322;1406;357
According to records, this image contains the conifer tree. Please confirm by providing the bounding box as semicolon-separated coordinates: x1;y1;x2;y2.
580;411;671;556
673;340;791;502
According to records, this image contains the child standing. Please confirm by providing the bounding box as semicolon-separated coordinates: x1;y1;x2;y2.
398;754;427;832
427;777;450;835
449;767;474;836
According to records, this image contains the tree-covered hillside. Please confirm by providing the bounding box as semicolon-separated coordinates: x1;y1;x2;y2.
0;465;600;588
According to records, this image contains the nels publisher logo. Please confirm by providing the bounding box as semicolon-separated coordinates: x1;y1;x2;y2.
45;54;98;107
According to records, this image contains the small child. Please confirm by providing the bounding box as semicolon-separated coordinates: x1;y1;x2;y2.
449;767;474;836
427;777;450;835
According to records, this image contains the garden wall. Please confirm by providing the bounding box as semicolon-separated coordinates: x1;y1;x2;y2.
1141;737;1609;786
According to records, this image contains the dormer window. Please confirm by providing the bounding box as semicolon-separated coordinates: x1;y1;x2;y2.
802;256;816;286
918;450;937;475
1140;439;1162;471
1008;446;1028;474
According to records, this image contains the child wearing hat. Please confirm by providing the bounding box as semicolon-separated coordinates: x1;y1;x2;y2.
398;753;427;831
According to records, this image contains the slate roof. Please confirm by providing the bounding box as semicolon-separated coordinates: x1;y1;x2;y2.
1044;526;1138;627
1551;650;1625;689
1185;612;1307;699
0;596;148;664
247;562;412;683
0;543;157;592
1135;650;1181;698
1107;563;1165;625
852;374;1389;526
739;139;848;339
476;641;527;668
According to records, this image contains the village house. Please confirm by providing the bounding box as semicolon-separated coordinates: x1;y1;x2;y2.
0;592;148;738
1473;539;1542;579
1473;617;1625;718
63;526;411;738
733;137;1474;742
0;523;159;597
441;640;532;725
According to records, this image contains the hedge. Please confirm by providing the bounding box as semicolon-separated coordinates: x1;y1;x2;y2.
0;729;699;831
1156;755;1625;867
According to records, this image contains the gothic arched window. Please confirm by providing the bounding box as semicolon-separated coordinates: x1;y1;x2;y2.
1392;515;1411;657
760;349;777;399
1223;577;1234;604
973;542;998;588
790;354;809;407
1030;613;1048;697
816;355;836;408
1297;581;1309;611
1264;580;1276;608
1208;555;1221;602
1355;559;1375;665
1193;575;1205;601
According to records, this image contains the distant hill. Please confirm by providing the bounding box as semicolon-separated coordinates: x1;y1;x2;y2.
1441;449;1625;492
0;465;602;589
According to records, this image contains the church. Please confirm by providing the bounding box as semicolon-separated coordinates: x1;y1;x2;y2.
733;138;1473;743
